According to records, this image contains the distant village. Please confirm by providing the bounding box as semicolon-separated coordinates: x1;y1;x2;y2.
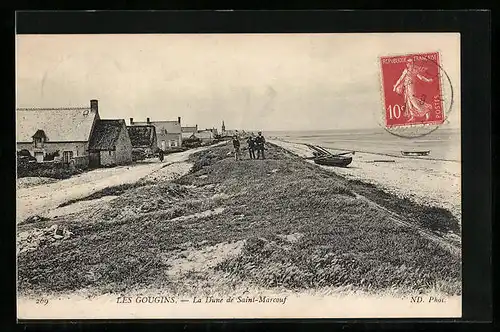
16;99;249;170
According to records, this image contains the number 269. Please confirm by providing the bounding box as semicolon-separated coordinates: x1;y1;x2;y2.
36;298;49;305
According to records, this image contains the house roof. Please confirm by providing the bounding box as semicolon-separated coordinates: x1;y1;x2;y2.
16;108;98;142
132;120;181;134
127;125;156;148
32;129;47;139
181;126;197;133
88;119;126;150
194;131;214;139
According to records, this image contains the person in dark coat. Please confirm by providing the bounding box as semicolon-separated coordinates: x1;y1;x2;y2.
158;149;164;162
232;135;241;161
246;136;256;159
255;132;266;159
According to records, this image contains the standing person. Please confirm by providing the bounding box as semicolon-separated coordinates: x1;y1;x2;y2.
232;135;241;161
255;131;266;159
246;136;256;159
158;148;164;162
392;58;434;122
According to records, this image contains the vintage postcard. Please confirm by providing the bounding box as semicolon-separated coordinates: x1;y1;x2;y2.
16;33;461;319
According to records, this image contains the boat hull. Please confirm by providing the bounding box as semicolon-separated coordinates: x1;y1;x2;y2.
401;150;430;156
313;156;352;167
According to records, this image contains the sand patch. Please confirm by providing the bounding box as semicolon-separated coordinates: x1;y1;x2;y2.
43;196;119;219
277;232;304;244
17;224;75;255
169;207;225;223
163;240;245;277
17;177;59;189
142;162;193;183
211;192;232;200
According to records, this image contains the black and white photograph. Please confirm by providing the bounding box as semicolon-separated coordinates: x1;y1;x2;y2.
16;32;462;319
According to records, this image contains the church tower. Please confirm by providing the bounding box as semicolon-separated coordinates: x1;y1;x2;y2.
221;120;226;135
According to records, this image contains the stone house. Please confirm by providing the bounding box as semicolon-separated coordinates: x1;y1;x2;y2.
17;99;133;168
130;117;182;151
203;128;219;136
192;130;215;143
16;100;101;168
181;125;198;140
88;119;133;167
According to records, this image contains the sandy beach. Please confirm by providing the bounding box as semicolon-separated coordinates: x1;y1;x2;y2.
269;139;461;222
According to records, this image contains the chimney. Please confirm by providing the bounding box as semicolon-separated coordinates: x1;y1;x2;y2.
90;99;98;113
147;117;150;124
130;118;134;125
178;116;181;124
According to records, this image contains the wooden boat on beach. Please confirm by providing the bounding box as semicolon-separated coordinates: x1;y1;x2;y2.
401;150;431;156
313;155;353;167
304;144;354;168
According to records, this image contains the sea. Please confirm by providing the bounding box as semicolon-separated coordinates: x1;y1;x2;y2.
264;127;461;162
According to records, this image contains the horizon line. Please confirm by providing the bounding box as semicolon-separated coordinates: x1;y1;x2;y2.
237;126;460;133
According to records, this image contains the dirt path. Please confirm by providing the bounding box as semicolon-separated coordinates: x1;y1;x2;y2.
16;143;224;223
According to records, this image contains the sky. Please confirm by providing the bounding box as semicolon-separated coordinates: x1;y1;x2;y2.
16;33;461;132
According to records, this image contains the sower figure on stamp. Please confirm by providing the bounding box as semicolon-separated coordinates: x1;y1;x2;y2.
247;136;256;159
232;135;241;161
255;132;266;159
393;58;434;122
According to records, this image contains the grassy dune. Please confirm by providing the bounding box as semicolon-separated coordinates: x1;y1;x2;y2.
17;143;461;297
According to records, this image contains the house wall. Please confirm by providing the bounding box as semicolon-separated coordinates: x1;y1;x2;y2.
89;152;100;168
151;132;158;151
72;156;89;168
17;142;89;160
114;125;133;165
99;126;133;166
100;150;115;166
195;132;214;143
157;132;182;150
131;121;181;150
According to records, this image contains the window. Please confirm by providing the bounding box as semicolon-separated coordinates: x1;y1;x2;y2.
34;137;43;148
62;151;74;163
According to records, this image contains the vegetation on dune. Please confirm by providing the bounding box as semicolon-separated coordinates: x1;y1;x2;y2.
347;179;461;235
17;160;84;179
17;143;462;297
57;182;155;208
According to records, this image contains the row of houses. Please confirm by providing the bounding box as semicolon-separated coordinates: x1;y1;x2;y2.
129;118;218;149
16;99;220;168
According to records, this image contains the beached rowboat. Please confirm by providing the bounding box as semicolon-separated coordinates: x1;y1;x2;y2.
303;143;354;167
313;156;353;167
305;144;355;157
401;150;430;156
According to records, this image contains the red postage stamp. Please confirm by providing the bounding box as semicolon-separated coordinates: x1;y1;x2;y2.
380;52;445;128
